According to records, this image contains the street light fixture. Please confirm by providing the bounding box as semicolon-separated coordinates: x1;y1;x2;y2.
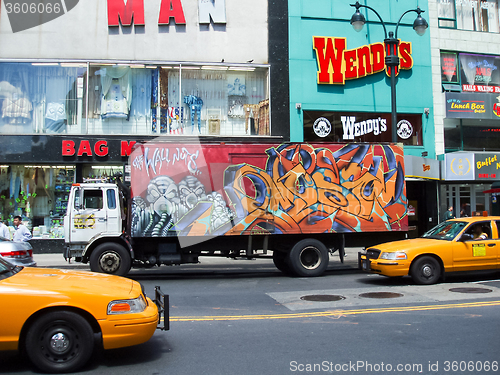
349;1;428;143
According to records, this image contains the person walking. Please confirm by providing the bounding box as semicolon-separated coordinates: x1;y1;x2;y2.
13;216;32;242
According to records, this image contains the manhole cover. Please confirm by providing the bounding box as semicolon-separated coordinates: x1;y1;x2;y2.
449;287;492;294
359;292;404;299
300;294;345;302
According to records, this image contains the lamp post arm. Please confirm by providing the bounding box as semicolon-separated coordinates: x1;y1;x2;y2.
394;8;423;38
351;2;388;38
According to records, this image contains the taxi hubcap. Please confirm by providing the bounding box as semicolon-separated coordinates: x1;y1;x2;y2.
50;333;69;353
422;265;433;277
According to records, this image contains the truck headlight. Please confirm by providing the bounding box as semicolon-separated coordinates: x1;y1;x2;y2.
379;251;407;260
107;295;147;315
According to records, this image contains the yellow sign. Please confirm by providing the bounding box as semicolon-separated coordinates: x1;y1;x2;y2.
473;244;486;257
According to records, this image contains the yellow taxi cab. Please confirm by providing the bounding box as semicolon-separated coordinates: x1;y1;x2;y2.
0;256;168;373
359;217;500;285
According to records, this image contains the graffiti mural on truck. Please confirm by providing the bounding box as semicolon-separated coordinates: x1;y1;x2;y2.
130;143;407;237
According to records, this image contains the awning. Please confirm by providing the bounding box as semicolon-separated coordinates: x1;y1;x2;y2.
483;188;500;194
483;182;500;194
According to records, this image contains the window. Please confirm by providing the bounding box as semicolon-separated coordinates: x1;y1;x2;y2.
74;188;81;210
438;0;500;32
422;220;467;240
441;52;459;84
83;190;103;210
438;0;458;28
463;221;491;238
107;189;116;210
0;63;85;135
0;62;270;137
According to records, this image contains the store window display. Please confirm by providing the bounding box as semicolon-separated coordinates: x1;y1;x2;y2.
0;62;270;136
168;68;269;136
0;63;83;135
0;166;75;239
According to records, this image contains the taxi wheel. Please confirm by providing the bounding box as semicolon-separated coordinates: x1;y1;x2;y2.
288;239;329;277
25;311;94;374
410;256;441;285
90;243;131;276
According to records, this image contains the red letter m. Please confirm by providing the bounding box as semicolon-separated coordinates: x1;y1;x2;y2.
107;0;145;26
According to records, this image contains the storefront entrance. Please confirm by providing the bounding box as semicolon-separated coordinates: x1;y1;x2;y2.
440;183;491;221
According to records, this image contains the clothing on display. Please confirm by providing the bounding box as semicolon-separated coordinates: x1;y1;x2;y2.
228;96;246;118
183;95;203;133
45;102;67;133
243;104;259;135
84;67;103;119
168;107;184;134
257;99;270;135
2;96;32;122
99;67;132;120
151;68;169;133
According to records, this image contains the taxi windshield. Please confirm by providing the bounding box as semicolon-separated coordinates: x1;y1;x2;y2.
422;221;467;241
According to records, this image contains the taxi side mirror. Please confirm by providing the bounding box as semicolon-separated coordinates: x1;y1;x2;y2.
460;233;472;241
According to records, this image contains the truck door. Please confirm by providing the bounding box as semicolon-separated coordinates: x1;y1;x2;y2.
70;187;108;243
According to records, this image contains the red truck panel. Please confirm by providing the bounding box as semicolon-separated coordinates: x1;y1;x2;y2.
129;143;408;238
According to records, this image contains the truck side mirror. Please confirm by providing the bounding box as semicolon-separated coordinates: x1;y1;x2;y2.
460;233;472;241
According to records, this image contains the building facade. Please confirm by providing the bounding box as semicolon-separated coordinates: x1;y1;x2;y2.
288;0;437;235
0;0;289;242
430;0;500;220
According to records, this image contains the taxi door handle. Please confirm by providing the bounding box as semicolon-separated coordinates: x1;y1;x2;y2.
488;243;496;247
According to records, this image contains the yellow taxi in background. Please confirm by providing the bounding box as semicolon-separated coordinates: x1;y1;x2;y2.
0;256;168;373
360;217;500;285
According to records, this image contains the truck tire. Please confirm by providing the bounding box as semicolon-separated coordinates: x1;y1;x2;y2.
25;311;94;374
272;251;292;275
410;256;441;285
90;243;131;276
287;239;329;277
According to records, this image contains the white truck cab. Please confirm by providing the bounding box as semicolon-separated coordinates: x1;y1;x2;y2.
64;182;128;266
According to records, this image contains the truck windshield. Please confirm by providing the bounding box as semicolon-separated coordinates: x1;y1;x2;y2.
422;221;467;241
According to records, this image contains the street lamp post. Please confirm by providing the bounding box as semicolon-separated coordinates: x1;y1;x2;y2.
350;1;428;143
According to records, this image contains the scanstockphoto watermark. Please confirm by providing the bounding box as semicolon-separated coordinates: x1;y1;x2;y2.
290;361;424;373
289;360;499;373
3;0;80;33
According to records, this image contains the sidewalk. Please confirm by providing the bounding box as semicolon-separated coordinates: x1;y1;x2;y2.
33;247;363;269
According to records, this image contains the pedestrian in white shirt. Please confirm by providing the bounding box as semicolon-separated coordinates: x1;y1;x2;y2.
13;216;31;242
0;219;9;240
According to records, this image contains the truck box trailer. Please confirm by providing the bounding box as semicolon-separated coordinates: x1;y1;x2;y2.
64;142;408;276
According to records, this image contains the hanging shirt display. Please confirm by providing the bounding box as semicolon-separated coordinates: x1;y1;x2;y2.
99;67;132;120
2;96;32;122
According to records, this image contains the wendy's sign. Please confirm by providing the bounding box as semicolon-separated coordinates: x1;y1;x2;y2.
313;37;413;85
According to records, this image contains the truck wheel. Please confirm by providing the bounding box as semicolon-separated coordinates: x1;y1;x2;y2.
90;243;131;276
25;311;94;374
410;256;441;285
272;251;292;275
288;239;329;277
